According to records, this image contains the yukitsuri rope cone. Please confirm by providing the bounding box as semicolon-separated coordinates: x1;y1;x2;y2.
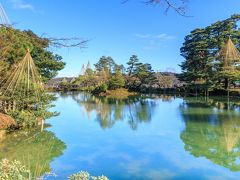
218;38;240;69
0;3;11;26
217;38;240;97
0;49;44;113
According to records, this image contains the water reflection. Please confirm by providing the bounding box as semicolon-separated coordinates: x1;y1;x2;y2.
0;128;66;177
66;92;165;130
69;93;178;131
180;97;240;172
2;93;238;179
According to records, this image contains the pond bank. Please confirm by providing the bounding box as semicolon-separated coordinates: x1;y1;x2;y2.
48;88;240;99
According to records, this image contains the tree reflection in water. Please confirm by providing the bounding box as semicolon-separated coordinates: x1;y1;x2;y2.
68;92;174;130
180;97;240;172
0;128;66;178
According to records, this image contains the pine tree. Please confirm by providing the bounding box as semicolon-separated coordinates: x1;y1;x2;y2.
180;14;240;95
126;55;140;76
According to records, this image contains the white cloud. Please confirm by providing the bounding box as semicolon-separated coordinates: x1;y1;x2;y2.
134;33;175;50
135;33;175;41
135;34;151;39
9;0;35;11
156;33;175;40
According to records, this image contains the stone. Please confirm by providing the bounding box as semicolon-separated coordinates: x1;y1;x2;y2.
0;113;16;130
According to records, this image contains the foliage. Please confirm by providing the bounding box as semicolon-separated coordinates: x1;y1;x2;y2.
99;88;137;99
68;53;182;94
76;56;126;93
92;84;108;94
94;56;116;74
126;55;140;76
108;70;125;90
68;171;109;180
0;159;108;180
0;159;30;180
135;63;156;86
180;14;240;94
180;28;214;88
155;72;177;88
72;55;179;94
59;78;72;90
6;93;58;128
0;27;65;82
0;27;65;128
77;69;100;91
125;55;156;91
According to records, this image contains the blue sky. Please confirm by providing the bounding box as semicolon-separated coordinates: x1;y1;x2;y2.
1;0;240;77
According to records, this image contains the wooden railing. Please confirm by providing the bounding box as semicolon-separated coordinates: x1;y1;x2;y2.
0;100;16;113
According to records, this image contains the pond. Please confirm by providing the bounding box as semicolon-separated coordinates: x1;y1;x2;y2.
1;92;240;179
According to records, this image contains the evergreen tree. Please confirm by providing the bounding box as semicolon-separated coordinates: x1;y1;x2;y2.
94;56;116;74
126;55;141;76
109;70;125;90
0;28;66;82
180;14;240;94
217;38;240;95
136;63;156;86
180;28;215;94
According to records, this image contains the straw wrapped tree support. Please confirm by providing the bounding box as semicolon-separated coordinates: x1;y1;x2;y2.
0;49;56;128
217;38;240;96
0;18;87;129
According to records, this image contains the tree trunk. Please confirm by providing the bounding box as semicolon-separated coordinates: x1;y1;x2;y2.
224;78;228;90
224;78;230;97
228;78;230;98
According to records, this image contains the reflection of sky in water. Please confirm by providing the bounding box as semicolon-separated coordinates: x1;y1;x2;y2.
44;93;240;180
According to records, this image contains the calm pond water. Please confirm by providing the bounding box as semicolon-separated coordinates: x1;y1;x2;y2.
1;92;240;179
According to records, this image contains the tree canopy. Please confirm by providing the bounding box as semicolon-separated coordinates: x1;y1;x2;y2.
180;14;240;94
0;27;66;82
0;27;65;127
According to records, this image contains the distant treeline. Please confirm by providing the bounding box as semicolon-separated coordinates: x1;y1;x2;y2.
46;55;185;94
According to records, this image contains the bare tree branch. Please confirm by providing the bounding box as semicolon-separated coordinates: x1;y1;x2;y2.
47;37;89;48
0;24;88;49
122;0;191;17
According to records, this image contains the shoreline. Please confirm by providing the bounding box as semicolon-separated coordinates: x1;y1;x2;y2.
47;88;240;98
